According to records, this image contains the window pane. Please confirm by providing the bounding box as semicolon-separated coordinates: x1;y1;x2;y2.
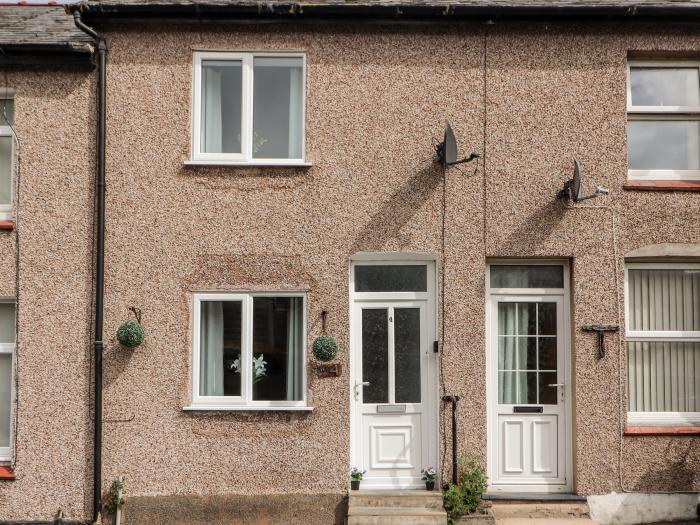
355;265;427;292
252;297;304;401
490;265;564;289
0;136;12;206
394;308;421;403
628;269;700;331
538;303;557;336
201;60;242;154
628;120;700;170
0;354;10;447
630;68;699;107
362;308;388;403
199;300;242;397
539;372;558;405
253;57;303;159
0;303;15;343
0;99;13;126
538;337;557;371
627;341;700;412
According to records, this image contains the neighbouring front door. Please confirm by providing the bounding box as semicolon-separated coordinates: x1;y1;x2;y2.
487;263;571;493
350;261;437;489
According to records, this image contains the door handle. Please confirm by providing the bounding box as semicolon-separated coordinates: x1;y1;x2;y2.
547;383;565;387
354;381;370;401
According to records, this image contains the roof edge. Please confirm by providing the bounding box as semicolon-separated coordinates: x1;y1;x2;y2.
80;2;700;23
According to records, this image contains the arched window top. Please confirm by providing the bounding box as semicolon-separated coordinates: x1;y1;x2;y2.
625;243;700;260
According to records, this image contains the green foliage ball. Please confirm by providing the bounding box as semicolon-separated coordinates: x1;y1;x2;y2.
117;320;145;349
312;335;338;362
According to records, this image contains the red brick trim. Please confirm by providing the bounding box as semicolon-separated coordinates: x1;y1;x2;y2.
0;220;15;230
623;180;700;191
624;426;700;436
0;465;15;480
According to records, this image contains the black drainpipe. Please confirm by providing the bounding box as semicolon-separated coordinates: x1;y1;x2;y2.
71;9;106;523
442;395;460;485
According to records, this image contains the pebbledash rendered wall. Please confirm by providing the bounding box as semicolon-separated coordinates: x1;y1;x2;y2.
94;19;700;519
0;69;95;521
3;18;700;525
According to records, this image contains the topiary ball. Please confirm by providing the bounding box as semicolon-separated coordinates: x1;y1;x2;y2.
117;320;145;349
312;335;338;362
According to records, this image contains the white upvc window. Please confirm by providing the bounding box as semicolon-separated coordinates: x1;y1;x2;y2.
625;263;700;426
0;96;14;218
0;301;16;461
189;51;307;166
627;61;700;181
187;292;309;410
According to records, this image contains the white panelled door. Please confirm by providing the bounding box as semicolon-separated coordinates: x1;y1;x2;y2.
350;261;437;490
487;264;571;493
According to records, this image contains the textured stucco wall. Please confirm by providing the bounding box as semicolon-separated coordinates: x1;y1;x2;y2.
0;69;95;521
4;19;700;523
92;20;700;506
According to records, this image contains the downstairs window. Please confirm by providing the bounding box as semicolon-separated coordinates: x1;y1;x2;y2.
190;293;306;409
626;264;700;425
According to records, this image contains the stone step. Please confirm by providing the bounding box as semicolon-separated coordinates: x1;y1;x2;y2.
347;506;447;525
349;490;444;509
490;501;591;520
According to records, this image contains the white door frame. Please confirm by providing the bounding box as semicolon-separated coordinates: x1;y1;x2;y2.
349;255;439;489
485;260;573;493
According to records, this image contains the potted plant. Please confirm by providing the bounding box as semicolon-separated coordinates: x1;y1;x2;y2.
349;467;365;490
422;467;437;490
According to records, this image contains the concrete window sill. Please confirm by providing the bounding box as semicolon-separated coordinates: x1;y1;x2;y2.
624;426;700;436
0;220;15;230
183;405;314;412
0;465;15;480
184;160;312;168
623;180;700;191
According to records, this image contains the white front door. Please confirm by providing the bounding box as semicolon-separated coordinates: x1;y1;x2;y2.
487;264;571;493
350;261;437;489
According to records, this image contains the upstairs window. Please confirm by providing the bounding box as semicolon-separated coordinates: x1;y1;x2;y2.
627;62;700;181
0;96;14;216
625;264;700;425
191;52;306;166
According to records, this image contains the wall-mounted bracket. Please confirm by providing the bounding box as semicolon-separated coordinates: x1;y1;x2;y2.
582;324;620;360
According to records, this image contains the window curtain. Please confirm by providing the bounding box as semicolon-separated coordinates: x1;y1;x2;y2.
202;67;223;153
286;298;303;401
498;303;529;404
628;269;700;412
200;301;224;396
287;66;303;159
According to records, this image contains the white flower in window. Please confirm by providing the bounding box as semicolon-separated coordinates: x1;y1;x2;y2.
227;354;267;383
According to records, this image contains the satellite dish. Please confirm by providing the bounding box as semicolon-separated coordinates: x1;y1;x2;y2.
557;160;609;202
436;121;480;167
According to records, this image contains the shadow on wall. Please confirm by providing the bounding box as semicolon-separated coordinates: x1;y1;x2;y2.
352;163;443;253
501;198;567;255
633;442;697;492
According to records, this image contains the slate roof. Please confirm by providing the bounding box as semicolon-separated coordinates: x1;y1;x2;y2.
0;6;94;66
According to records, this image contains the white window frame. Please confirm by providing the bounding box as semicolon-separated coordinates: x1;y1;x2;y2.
0;97;14;219
0;299;16;462
624;262;700;426
627;60;700;181
186;292;310;411
189;51;309;167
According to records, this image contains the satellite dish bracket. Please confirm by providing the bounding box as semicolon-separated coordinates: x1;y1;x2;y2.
436;121;480;168
556;160;609;202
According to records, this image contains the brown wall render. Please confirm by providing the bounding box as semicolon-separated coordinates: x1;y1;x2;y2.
1;19;700;524
0;69;95;521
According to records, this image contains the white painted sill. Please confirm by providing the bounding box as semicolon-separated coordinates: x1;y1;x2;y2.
184;160;312;168
183;405;314;412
